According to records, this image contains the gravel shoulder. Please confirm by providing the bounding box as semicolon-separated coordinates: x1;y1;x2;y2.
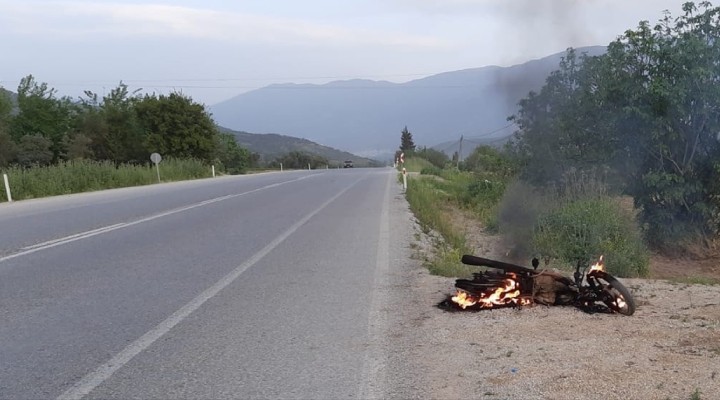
383;184;720;400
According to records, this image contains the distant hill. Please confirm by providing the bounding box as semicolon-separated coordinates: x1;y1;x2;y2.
220;127;380;167
0;88;17;106
210;46;606;160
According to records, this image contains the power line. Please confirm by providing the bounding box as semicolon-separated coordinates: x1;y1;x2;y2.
463;122;516;139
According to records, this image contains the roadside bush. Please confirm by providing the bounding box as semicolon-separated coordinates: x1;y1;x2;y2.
420;166;443;176
532;197;649;277
497;174;649;277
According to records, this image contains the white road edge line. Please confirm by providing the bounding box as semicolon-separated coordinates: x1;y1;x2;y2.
1;175;318;264
56;176;361;400
358;170;392;399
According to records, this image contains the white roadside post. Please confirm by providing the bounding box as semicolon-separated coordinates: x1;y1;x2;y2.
308;163;311;171
3;173;12;202
212;165;216;178
402;167;407;191
280;163;283;172
150;153;162;183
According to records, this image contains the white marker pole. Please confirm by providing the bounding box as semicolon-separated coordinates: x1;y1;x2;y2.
308;163;311;170
212;165;215;178
280;163;283;172
3;173;11;202
402;168;407;191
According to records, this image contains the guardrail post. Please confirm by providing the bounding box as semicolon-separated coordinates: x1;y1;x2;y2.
3;173;12;202
402;168;407;191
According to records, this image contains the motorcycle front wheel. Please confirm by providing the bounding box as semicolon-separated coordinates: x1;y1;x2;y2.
591;272;636;316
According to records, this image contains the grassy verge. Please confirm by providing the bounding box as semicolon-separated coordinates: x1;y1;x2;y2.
0;158;213;202
404;158;649;279
405;160;511;277
405;175;474;277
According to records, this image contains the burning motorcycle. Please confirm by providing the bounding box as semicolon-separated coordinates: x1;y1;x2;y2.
445;254;636;316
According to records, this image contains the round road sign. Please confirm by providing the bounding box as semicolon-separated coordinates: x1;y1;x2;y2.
150;153;162;164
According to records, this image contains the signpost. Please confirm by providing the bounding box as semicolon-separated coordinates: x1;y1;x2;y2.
150;153;162;183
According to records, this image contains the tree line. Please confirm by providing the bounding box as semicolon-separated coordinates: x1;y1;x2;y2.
0;76;256;174
505;1;720;248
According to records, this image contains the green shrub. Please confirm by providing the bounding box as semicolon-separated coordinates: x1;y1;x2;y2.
420;166;443;176
532;197;649;277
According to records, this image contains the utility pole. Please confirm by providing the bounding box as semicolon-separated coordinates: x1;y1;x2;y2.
457;135;463;169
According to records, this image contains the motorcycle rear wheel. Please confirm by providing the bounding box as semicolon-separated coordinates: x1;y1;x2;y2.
592;272;636;316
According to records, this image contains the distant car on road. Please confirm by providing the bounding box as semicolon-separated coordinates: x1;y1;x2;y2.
343;160;354;168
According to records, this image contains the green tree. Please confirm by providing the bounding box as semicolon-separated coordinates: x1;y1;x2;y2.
507;48;617;186
0;90;14;167
213;132;253;174
399;126;416;153
601;2;720;246
16;134;53;166
65;134;94;160
135;92;217;161
11;75;74;162
415;146;449;168
0;131;16;167
0;88;12;129
462;145;517;178
98;84;146;163
509;2;720;248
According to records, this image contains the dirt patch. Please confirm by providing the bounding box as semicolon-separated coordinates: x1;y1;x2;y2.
650;252;720;282
392;195;720;400
447;207;515;262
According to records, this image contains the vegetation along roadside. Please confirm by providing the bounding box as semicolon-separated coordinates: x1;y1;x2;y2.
399;2;720;282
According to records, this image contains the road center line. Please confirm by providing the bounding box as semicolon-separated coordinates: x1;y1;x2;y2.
56;176;361;400
358;170;392;399
1;174;318;264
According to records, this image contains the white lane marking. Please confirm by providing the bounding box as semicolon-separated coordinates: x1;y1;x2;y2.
1;174;319;264
358;171;392;399
56;176;361;400
21;224;126;250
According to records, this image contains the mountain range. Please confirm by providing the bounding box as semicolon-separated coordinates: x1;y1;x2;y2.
220;128;379;167
210;46;606;160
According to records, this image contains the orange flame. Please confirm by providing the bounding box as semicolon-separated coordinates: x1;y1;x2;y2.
451;273;531;309
589;255;605;273
451;290;478;309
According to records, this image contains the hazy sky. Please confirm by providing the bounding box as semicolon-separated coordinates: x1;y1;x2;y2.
0;0;686;106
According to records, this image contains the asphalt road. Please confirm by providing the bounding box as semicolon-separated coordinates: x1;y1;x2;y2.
0;168;400;399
